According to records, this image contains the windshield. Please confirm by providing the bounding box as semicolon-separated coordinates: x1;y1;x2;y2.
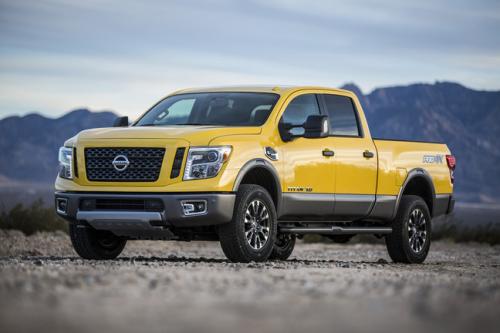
135;92;280;127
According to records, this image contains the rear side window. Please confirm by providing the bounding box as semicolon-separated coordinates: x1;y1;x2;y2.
322;94;361;137
280;94;321;136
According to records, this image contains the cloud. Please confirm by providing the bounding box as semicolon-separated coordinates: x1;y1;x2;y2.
0;0;499;118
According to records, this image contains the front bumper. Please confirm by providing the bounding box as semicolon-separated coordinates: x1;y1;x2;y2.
55;191;235;235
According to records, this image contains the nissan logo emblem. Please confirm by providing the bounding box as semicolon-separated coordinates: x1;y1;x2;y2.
112;155;130;172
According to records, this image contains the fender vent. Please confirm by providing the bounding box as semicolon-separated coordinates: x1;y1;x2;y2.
170;147;186;178
73;147;79;178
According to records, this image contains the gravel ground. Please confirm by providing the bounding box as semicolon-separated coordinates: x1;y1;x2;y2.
0;230;499;333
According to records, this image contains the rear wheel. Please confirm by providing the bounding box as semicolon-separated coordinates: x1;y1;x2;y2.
269;233;296;260
218;184;277;262
69;222;127;260
385;195;431;263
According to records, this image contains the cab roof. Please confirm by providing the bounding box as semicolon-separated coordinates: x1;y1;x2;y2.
172;85;352;96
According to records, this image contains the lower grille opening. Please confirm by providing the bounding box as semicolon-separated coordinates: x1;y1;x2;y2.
96;199;145;210
80;198;164;212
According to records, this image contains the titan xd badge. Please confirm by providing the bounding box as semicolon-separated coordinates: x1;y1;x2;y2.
423;155;443;164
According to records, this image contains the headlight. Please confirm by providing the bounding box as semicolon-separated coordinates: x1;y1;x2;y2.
58;147;73;179
183;146;231;180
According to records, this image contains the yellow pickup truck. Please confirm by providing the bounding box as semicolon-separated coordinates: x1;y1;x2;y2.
55;86;455;263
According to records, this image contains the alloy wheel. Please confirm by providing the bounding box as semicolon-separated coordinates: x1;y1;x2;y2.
244;199;270;250
408;208;427;253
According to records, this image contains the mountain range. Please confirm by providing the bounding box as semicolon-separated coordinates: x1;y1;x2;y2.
342;82;500;203
0;109;117;185
0;82;499;203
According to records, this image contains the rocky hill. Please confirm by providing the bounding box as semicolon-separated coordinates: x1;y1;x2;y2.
1;82;499;203
341;82;500;202
0;109;117;184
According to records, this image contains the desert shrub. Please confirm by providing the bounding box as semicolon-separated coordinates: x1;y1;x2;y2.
302;214;500;245
433;215;500;245
0;199;68;235
1;199;499;245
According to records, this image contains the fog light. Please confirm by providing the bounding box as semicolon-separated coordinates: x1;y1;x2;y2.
181;200;207;216
56;198;68;215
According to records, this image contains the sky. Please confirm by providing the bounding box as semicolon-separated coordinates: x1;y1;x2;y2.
1;0;499;119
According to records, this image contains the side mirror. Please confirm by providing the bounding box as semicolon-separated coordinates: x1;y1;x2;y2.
113;116;129;127
279;114;329;141
303;115;329;138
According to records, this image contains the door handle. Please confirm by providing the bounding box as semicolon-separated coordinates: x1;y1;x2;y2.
322;149;335;157
363;150;374;158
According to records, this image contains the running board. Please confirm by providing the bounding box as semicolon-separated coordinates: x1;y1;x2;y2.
279;226;392;235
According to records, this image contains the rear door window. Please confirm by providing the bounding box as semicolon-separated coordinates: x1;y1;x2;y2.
321;94;361;137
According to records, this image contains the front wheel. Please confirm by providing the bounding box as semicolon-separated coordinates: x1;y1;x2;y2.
218;184;277;263
385;195;431;264
69;222;127;260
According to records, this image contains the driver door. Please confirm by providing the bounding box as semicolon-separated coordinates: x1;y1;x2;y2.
277;93;335;219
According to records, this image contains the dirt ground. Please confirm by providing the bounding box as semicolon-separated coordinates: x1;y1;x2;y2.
0;230;499;333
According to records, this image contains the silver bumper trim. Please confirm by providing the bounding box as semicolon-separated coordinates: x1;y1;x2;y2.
76;211;163;230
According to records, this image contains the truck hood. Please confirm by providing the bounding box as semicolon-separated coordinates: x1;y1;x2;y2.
75;125;262;145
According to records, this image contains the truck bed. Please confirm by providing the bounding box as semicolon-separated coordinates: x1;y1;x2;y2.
373;138;452;196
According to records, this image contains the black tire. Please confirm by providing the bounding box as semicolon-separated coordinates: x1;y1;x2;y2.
218;184;277;263
327;235;353;244
385;195;431;264
69;222;127;260
269;234;296;260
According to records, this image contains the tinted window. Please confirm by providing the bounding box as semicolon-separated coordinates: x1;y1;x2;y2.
136;93;279;127
322;94;360;136
280;94;320;136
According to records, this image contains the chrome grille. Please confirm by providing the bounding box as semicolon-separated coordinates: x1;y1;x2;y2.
85;148;165;182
